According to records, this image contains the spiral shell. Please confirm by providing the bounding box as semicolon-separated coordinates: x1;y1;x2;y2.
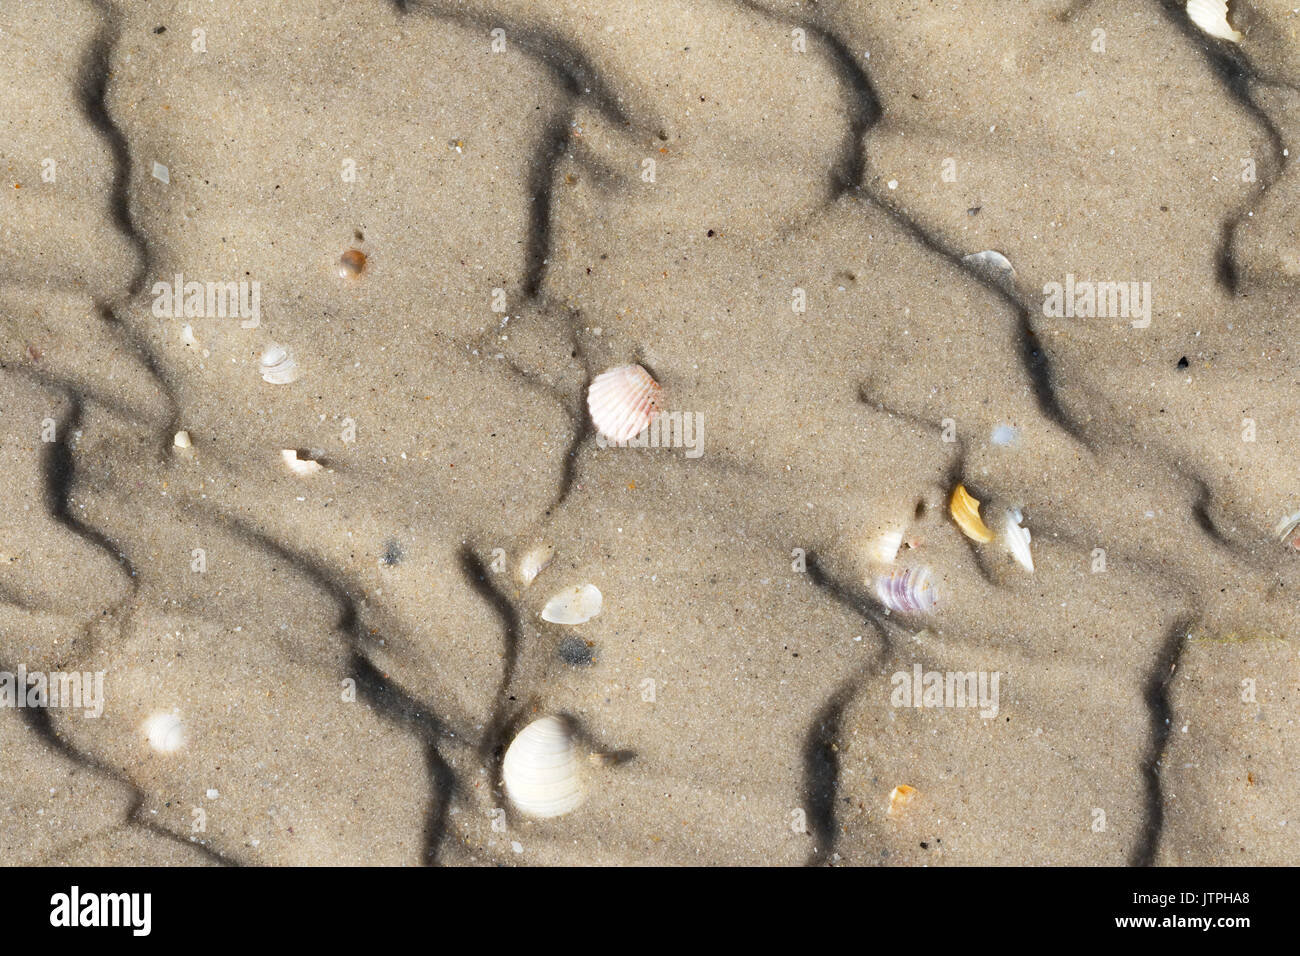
950;484;994;543
502;716;585;818
259;345;299;385
540;584;602;625
587;364;662;442
1187;0;1242;42
874;566;939;614
1004;508;1034;573
143;711;185;754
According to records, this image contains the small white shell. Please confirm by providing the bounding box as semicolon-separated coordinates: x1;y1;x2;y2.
587;364;662;442
281;449;323;476
869;528;905;565
518;543;554;587
540;584;602;625
143;711;185;754
1004;508;1034;573
173;430;192;449
962;249;1016;287
259;345;299;385
1187;0;1242;42
180;324;198;348
502;716;585;818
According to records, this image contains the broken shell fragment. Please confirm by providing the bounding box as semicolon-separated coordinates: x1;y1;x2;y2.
541;583;602;625
874;566;939;614
1187;0;1242;42
887;784;917;817
518;543;554;587
173;430;192;449
259;345;298;385
502;715;585;818
1004;508;1034;572
1275;510;1300;549
950;484;995;543
143;711;185;754
587;364;662;442
281;449;323;476
869;528;905;565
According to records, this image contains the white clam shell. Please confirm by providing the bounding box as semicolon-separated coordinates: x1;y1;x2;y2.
173;430;192;449
1275;510;1300;543
518;543;554;587
1004;508;1034;573
587;364;662;442
540;584;602;625
259;345;299;385
502;716;585;818
143;711;185;754
1187;0;1242;42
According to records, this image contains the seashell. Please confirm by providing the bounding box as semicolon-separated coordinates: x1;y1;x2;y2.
180;324;199;348
540;583;602;625
337;248;367;280
1187;0;1242;42
962;249;1016;288
281;449;323;476
518;543;554;587
1275;510;1300;548
1004;508;1034;572
874;566;939;614
869;528;905;565
950;484;994;543
887;784;917;817
502;716;585;818
173;430;192;449
259;345;298;385
143;711;185;754
587;364;662;442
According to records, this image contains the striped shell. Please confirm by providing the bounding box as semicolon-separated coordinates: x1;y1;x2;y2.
1187;0;1242;42
950;484;994;543
502;716;585;818
259;345;299;385
874;566;939;614
587;364;662;442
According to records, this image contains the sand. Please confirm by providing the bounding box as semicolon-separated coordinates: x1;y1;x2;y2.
0;0;1297;866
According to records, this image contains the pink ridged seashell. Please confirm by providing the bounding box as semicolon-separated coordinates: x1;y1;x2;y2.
587;364;663;442
874;566;939;615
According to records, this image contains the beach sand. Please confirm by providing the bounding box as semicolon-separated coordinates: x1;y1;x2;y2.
1;0;1297;865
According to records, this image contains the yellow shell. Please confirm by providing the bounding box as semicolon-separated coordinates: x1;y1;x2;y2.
949;484;994;543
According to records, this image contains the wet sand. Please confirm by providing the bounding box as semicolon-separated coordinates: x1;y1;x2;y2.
1;0;1297;865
